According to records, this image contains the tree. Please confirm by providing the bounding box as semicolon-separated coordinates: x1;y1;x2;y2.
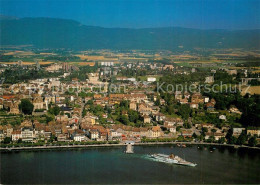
19;99;34;115
128;110;139;123
248;136;257;147
48;106;60;116
192;133;197;138
236;131;247;145
120;100;129;109
211;128;217;136
225;128;233;142
46;115;54;123
3;137;11;144
82;108;87;117
201;127;208;136
154;97;160;106
177;104;191;120
228;136;237;144
118;115;129;125
184;122;191;129
53;106;60;116
218;137;226;144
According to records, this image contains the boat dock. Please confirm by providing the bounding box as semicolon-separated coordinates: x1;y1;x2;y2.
125;141;135;154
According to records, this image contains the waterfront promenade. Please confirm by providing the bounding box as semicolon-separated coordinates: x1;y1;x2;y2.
1;141;259;152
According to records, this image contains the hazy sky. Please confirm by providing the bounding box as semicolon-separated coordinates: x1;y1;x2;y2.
0;0;259;29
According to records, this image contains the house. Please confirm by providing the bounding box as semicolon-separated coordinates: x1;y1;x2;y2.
0;98;3;109
226;69;237;75
107;118;114;124
108;130;122;141
138;103;152;113
181;129;193;138
165;126;176;133
21;127;35;142
163;65;174;70
233;128;245;136
56;114;69;123
89;129;99;140
229;106;242;115
247;129;260;137
122;110;128;116
143;115;151;124
96;126;108;141
219;115;227;121
54;128;62;136
151;106;160;114
72;134;86;142
9;101;20;114
169;126;176;133
175;91;183;100
32;95;44;110
206;103;215;111
6;127;13;137
83;113;97;125
191;93;204;104
155;113;166;122
197;123;214;130
164;117;176;126
57;134;67;142
72;129;86;142
147;126;162;138
190;102;199;109
210;98;216;105
184;92;190;99
0;130;4;142
160;99;166;105
176;119;184;127
94;94;102;99
205;132;226;141
205;76;214;83
11;130;22;141
44;126;52;139
130;101;137;111
140;127;148;137
204;97;210;103
131;127;141;138
179;98;188;104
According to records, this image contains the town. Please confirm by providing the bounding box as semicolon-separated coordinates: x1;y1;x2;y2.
0;49;259;149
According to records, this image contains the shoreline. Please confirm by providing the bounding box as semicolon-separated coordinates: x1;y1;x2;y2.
1;141;259;152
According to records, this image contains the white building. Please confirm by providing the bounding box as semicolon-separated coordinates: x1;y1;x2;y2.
89;130;99;140
21;127;35;142
12;130;22;141
233;128;245;136
73;134;86;142
147;77;156;82
219;115;227;121
205;76;214;83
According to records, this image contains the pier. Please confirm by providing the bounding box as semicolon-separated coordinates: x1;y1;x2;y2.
125;141;135;153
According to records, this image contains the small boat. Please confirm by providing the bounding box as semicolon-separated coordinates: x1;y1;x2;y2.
147;153;197;167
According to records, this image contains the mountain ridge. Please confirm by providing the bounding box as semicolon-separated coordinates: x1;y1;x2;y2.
1;17;259;50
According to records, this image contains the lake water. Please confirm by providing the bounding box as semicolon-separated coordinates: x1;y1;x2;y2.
1;145;260;184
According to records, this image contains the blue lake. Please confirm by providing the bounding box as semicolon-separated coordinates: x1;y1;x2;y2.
1;145;260;184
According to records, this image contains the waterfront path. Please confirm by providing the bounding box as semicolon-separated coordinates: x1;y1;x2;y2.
1;141;259;152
